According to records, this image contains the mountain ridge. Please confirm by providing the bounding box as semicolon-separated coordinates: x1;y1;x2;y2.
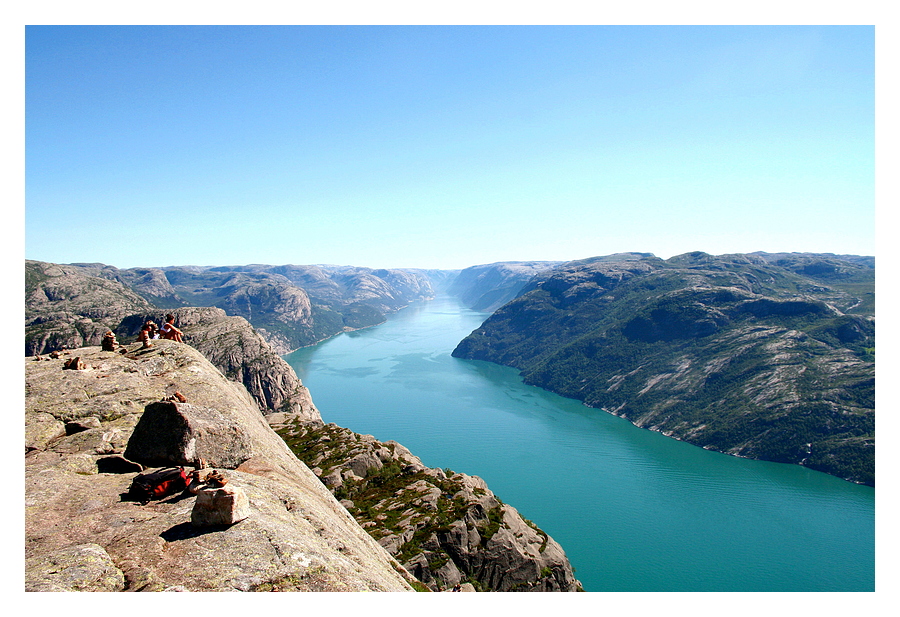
452;251;875;485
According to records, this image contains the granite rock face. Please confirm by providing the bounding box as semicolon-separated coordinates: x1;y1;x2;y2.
26;543;126;592
275;421;582;592
25;342;416;592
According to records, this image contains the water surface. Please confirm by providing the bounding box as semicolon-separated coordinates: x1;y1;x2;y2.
285;296;874;592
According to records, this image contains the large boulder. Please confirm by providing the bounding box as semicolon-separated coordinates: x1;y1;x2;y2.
124;401;254;469
191;482;252;527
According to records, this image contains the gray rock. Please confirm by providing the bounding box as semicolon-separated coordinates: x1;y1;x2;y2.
25;543;125;592
25;412;65;450
124;401;254;469
322;469;343;488
65;416;102;434
348;452;383;477
53;426;130;456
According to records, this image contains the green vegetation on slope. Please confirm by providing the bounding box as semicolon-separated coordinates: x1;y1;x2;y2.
277;421;580;591
453;252;875;485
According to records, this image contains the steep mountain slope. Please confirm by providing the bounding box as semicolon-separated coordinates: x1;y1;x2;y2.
447;261;563;312
26;261;156;356
117;308;319;422
453;252;875;485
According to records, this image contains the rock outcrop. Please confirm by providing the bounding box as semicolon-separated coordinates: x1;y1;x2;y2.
26;262;320;422
25;341;416;592
274;421;582;592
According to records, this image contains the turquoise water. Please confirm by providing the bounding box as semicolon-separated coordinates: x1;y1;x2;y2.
284;296;875;592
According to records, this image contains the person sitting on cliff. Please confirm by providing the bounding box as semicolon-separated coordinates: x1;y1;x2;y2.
138;323;154;348
159;314;184;343
144;320;159;339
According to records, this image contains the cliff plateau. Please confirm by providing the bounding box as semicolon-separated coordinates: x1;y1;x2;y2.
25;341;415;591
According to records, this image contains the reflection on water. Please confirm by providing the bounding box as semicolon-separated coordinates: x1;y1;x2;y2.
285;296;874;592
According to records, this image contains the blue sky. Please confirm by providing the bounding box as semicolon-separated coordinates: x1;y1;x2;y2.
25;25;874;270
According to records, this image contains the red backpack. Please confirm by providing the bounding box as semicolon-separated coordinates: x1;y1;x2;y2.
129;467;188;504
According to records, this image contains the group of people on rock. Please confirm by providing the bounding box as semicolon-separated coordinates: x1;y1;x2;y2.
139;313;184;348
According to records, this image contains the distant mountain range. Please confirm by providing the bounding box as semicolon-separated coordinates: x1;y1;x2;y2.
447;261;563;312
453;252;875;485
26;261;441;356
